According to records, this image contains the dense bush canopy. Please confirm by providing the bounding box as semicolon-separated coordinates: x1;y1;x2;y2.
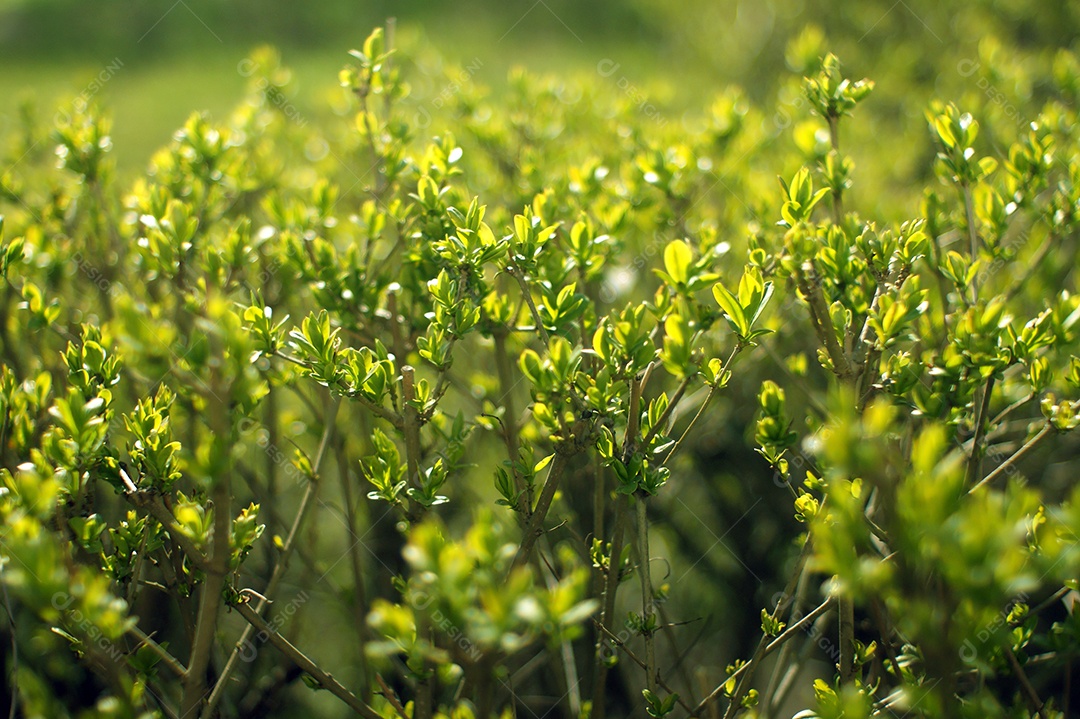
1;8;1080;719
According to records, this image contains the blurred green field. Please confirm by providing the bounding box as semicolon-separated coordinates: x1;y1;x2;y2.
5;0;1073;176
4;1;1078;172
3;1;1079;257
0;3;683;170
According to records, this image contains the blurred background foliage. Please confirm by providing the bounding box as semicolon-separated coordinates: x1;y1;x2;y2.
3;0;1078;173
2;1;1080;716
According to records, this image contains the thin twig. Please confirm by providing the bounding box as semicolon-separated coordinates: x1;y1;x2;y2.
660;386;715;469
401;365;425;522
125;522;151;608
695;538;812;717
233;599;382;719
592;620;694;713
641;373;693;449
275;350;402;428
1028;586;1070;618
126;625;186;677
127;492;212;573
962;183;981;303
181;371;233;717
968;423;1052;494
798;265;854;380
533;539;582;717
1004;232;1054;303
204;395;342;717
965;375;996;488
2;580;18;719
838;596;855;682
765;597;835;655
508;265;551;347
657;603;701;704
375;672;409;719
989;392;1033;428
494;327;529;513
1004;644;1049;719
335;435;370;698
591;494;628;719
623;374;643;463
512;451;570;570
636;493;657;693
868;598;904;683
764;568;811;711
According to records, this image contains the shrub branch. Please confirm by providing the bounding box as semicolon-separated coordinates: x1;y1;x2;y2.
233;598;382;719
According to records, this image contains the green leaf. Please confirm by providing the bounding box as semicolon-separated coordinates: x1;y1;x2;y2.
934;115;957;149
519;349;543;385
534;453;555;474
713;282;748;338
662;239;693;286
760;607;786;637
749;281;775;326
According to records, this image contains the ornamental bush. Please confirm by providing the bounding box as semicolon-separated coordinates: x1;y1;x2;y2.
1;21;1080;719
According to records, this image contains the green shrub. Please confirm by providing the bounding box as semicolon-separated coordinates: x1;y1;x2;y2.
1;22;1080;719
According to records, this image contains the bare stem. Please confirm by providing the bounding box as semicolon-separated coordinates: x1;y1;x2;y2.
125;523;151;608
232;599;382;719
128;492;211;573
181;384;233;717
989;391;1033;427
509;265;551;347
401;365;425;522
336;434;370;698
968;423;1052;494
591;453;605;595
275;350;403;428
827;116;843;224
660;386;715;468
764;573;810;712
798;265;854;380
591;619;694;713
641;373;692;449
511;451;569;570
263;385;281;540
636;493;657;693
1005;644;1049;719
962;183;980;303
591;495;628;719
695;538;811;717
1004;231;1054;303
765;597;835;655
623;375;643;462
965;375;996;488
494;327;529;512
1;580;17;719
204;395;342;718
962;183;980;259
838;596;855;682
126;625;186;678
375;673;410;719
